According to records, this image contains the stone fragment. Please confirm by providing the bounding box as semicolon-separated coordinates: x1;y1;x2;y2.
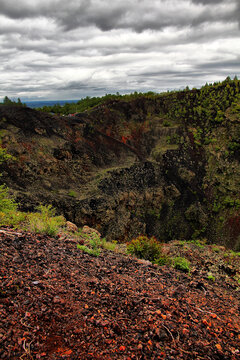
136;258;152;266
66;221;78;232
82;225;101;238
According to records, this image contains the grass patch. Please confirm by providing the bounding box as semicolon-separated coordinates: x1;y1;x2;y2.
191;239;206;248
77;232;104;257
207;273;215;281
212;246;221;253
0;185;27;226
177;239;205;248
26;205;65;236
173;256;191;273
0;181;65;236
177;240;188;247
162;120;171;127
68;190;77;198
229;250;240;257
77;235;118;256
154;255;170;266
101;238;117;251
77;244;100;257
0;210;27;227
0;185;17;213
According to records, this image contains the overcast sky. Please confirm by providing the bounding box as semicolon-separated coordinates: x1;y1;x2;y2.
0;0;239;101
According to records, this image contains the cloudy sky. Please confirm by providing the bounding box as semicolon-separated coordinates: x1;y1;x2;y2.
0;0;239;101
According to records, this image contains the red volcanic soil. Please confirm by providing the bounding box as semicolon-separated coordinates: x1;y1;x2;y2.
0;228;240;359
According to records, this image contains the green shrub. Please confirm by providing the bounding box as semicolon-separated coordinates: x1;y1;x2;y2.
77;235;119;257
0;185;26;226
68;190;77;198
0;185;18;213
89;232;102;248
127;235;162;262
229;250;240;257
190;239;206;248
77;244;100;257
0;210;27;227
0;147;65;233
0;147;22;226
0;188;65;233
154;255;169;266
173;257;191;273
207;274;215;281
27;205;65;236
212;245;221;253
163;120;171;127
101;238;117;251
0;146;14;165
77;232;102;257
228;141;240;152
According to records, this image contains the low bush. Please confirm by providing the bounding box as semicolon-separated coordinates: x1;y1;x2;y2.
89;232;102;249
212;246;221;253
127;235;162;263
68;190;77;198
77;232;102;257
207;274;215;281
101;238;117;251
0;210;27;227
173;256;191;273
0;184;65;234
0;185;18;213
154;255;170;266
0;185;26;226
27;205;65;236
163;120;171;127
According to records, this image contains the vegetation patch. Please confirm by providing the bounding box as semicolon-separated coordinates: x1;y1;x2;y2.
26;205;65;236
173;256;191;273
207;274;215;282
77;232;118;256
127;235;163;263
0;185;26;226
77;244;100;257
68;190;77;198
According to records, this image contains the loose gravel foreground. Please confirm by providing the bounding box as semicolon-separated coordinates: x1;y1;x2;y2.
1;228;240;359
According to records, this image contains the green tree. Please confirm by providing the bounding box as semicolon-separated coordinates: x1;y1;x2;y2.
0;143;18;224
2;96;25;107
3;96;13;105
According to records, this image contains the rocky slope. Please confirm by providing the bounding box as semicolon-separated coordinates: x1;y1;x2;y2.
0;78;240;247
1;227;240;359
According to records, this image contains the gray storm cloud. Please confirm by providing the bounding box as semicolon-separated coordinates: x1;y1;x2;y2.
0;0;239;100
0;0;238;31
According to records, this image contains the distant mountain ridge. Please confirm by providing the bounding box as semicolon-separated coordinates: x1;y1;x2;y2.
25;99;79;108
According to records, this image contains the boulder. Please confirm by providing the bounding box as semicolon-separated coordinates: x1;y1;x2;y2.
66;221;78;233
82;225;101;238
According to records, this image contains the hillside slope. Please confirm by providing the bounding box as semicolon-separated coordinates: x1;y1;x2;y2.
1;228;240;359
0;78;240;247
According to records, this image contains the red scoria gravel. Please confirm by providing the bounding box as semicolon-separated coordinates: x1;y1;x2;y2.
0;228;240;359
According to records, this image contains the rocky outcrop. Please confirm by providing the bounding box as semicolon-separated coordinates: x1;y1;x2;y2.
1;80;240;248
66;221;78;233
82;225;101;238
